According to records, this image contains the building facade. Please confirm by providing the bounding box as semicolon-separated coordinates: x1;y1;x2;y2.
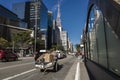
12;2;25;20
47;11;53;50
61;31;68;51
12;0;48;50
0;5;19;27
56;0;69;51
12;2;27;28
52;20;61;45
56;0;62;32
68;38;73;52
12;0;48;30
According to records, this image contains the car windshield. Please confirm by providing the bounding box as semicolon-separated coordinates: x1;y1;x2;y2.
0;0;120;80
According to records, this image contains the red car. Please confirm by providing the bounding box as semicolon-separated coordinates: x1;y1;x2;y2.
0;50;18;62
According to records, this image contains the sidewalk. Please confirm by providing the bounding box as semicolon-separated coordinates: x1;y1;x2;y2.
64;57;90;80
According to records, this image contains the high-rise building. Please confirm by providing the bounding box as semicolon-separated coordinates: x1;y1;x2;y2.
48;11;53;27
52;20;61;45
12;2;27;28
61;31;68;51
12;0;48;30
0;5;19;27
56;0;62;32
26;0;48;30
12;2;25;20
12;0;48;50
68;38;73;52
47;11;53;49
56;0;69;51
56;0;62;45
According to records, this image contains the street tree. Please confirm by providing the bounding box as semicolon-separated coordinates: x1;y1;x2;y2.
75;44;80;53
12;31;33;49
0;37;9;49
36;38;45;51
51;44;65;51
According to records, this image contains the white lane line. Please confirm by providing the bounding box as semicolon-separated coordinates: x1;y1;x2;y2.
2;68;36;80
0;62;34;70
75;62;80;80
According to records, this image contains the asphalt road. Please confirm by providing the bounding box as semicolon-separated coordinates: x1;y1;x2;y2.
0;55;75;80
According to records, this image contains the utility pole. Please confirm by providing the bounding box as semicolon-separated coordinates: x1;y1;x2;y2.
34;0;38;53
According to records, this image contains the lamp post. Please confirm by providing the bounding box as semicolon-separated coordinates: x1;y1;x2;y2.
33;0;38;53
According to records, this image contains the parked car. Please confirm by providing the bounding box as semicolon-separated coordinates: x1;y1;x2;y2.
0;50;18;62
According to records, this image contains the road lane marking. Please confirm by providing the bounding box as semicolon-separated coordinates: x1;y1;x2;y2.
2;68;36;80
0;62;34;70
75;62;80;80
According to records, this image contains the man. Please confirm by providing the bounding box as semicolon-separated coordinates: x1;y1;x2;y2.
34;51;40;61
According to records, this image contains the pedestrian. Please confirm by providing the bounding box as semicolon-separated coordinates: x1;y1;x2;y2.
34;50;40;63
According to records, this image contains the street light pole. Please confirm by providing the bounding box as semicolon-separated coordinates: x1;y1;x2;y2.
34;0;38;53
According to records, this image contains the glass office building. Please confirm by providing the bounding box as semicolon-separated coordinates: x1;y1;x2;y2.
25;0;48;30
12;2;25;20
12;0;48;50
0;5;19;27
12;0;48;30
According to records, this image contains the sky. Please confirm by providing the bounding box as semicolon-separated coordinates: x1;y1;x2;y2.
0;0;89;45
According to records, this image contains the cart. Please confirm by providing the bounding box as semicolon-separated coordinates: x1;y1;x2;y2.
35;52;58;73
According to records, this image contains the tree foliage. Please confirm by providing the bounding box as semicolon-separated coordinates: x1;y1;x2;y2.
12;31;33;48
36;39;45;51
75;44;80;52
0;37;9;49
51;44;65;51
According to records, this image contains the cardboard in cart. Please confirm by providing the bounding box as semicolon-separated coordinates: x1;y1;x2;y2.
44;53;54;62
36;53;54;62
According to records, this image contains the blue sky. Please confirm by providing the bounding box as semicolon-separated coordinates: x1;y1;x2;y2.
0;0;89;45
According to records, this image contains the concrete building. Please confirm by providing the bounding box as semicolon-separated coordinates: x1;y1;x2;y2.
56;0;69;51
56;0;62;32
52;20;61;45
61;31;68;51
0;24;33;47
56;0;62;45
68;38;73;52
